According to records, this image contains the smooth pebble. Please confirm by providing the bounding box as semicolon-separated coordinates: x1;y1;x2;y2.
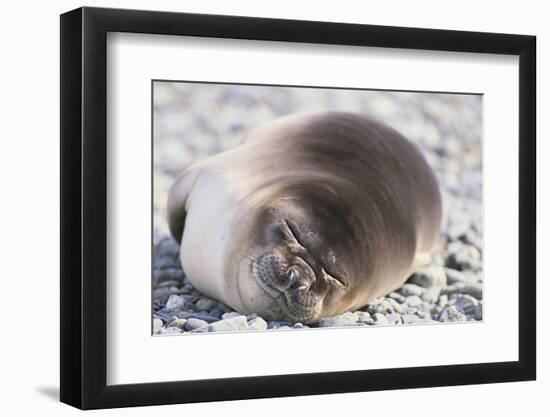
184;318;209;331
209;316;248;332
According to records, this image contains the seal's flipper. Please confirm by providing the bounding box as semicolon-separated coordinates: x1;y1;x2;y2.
167;166;200;243
410;252;432;273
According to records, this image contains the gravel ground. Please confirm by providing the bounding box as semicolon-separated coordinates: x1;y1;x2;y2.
152;82;482;335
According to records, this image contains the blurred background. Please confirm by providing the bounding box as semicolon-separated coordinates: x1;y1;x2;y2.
152;82;483;332
153;82;482;244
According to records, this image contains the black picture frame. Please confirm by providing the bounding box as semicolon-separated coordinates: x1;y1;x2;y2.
60;6;536;410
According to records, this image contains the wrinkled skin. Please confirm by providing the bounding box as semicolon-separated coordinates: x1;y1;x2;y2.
245;196;356;323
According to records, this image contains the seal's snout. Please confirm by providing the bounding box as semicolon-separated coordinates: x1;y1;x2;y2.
254;253;316;293
254;253;290;290
253;251;327;323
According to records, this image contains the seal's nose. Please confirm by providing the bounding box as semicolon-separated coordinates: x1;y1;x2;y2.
288;268;299;287
287;264;316;292
287;267;308;291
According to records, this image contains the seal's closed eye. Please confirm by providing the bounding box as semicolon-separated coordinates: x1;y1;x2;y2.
320;268;347;289
280;220;307;251
267;219;308;253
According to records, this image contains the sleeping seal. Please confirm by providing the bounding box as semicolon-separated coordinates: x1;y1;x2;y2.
167;111;442;324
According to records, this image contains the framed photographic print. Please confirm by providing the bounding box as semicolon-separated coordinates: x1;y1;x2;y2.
60;6;536;409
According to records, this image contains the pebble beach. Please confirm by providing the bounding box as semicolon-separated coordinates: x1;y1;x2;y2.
152;82;482;335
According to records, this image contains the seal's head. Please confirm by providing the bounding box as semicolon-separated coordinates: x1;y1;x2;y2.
236;184;361;324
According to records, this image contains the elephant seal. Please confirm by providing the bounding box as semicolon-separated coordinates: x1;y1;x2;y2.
167;111;442;324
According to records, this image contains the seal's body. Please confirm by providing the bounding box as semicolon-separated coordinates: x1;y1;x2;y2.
167;112;442;323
